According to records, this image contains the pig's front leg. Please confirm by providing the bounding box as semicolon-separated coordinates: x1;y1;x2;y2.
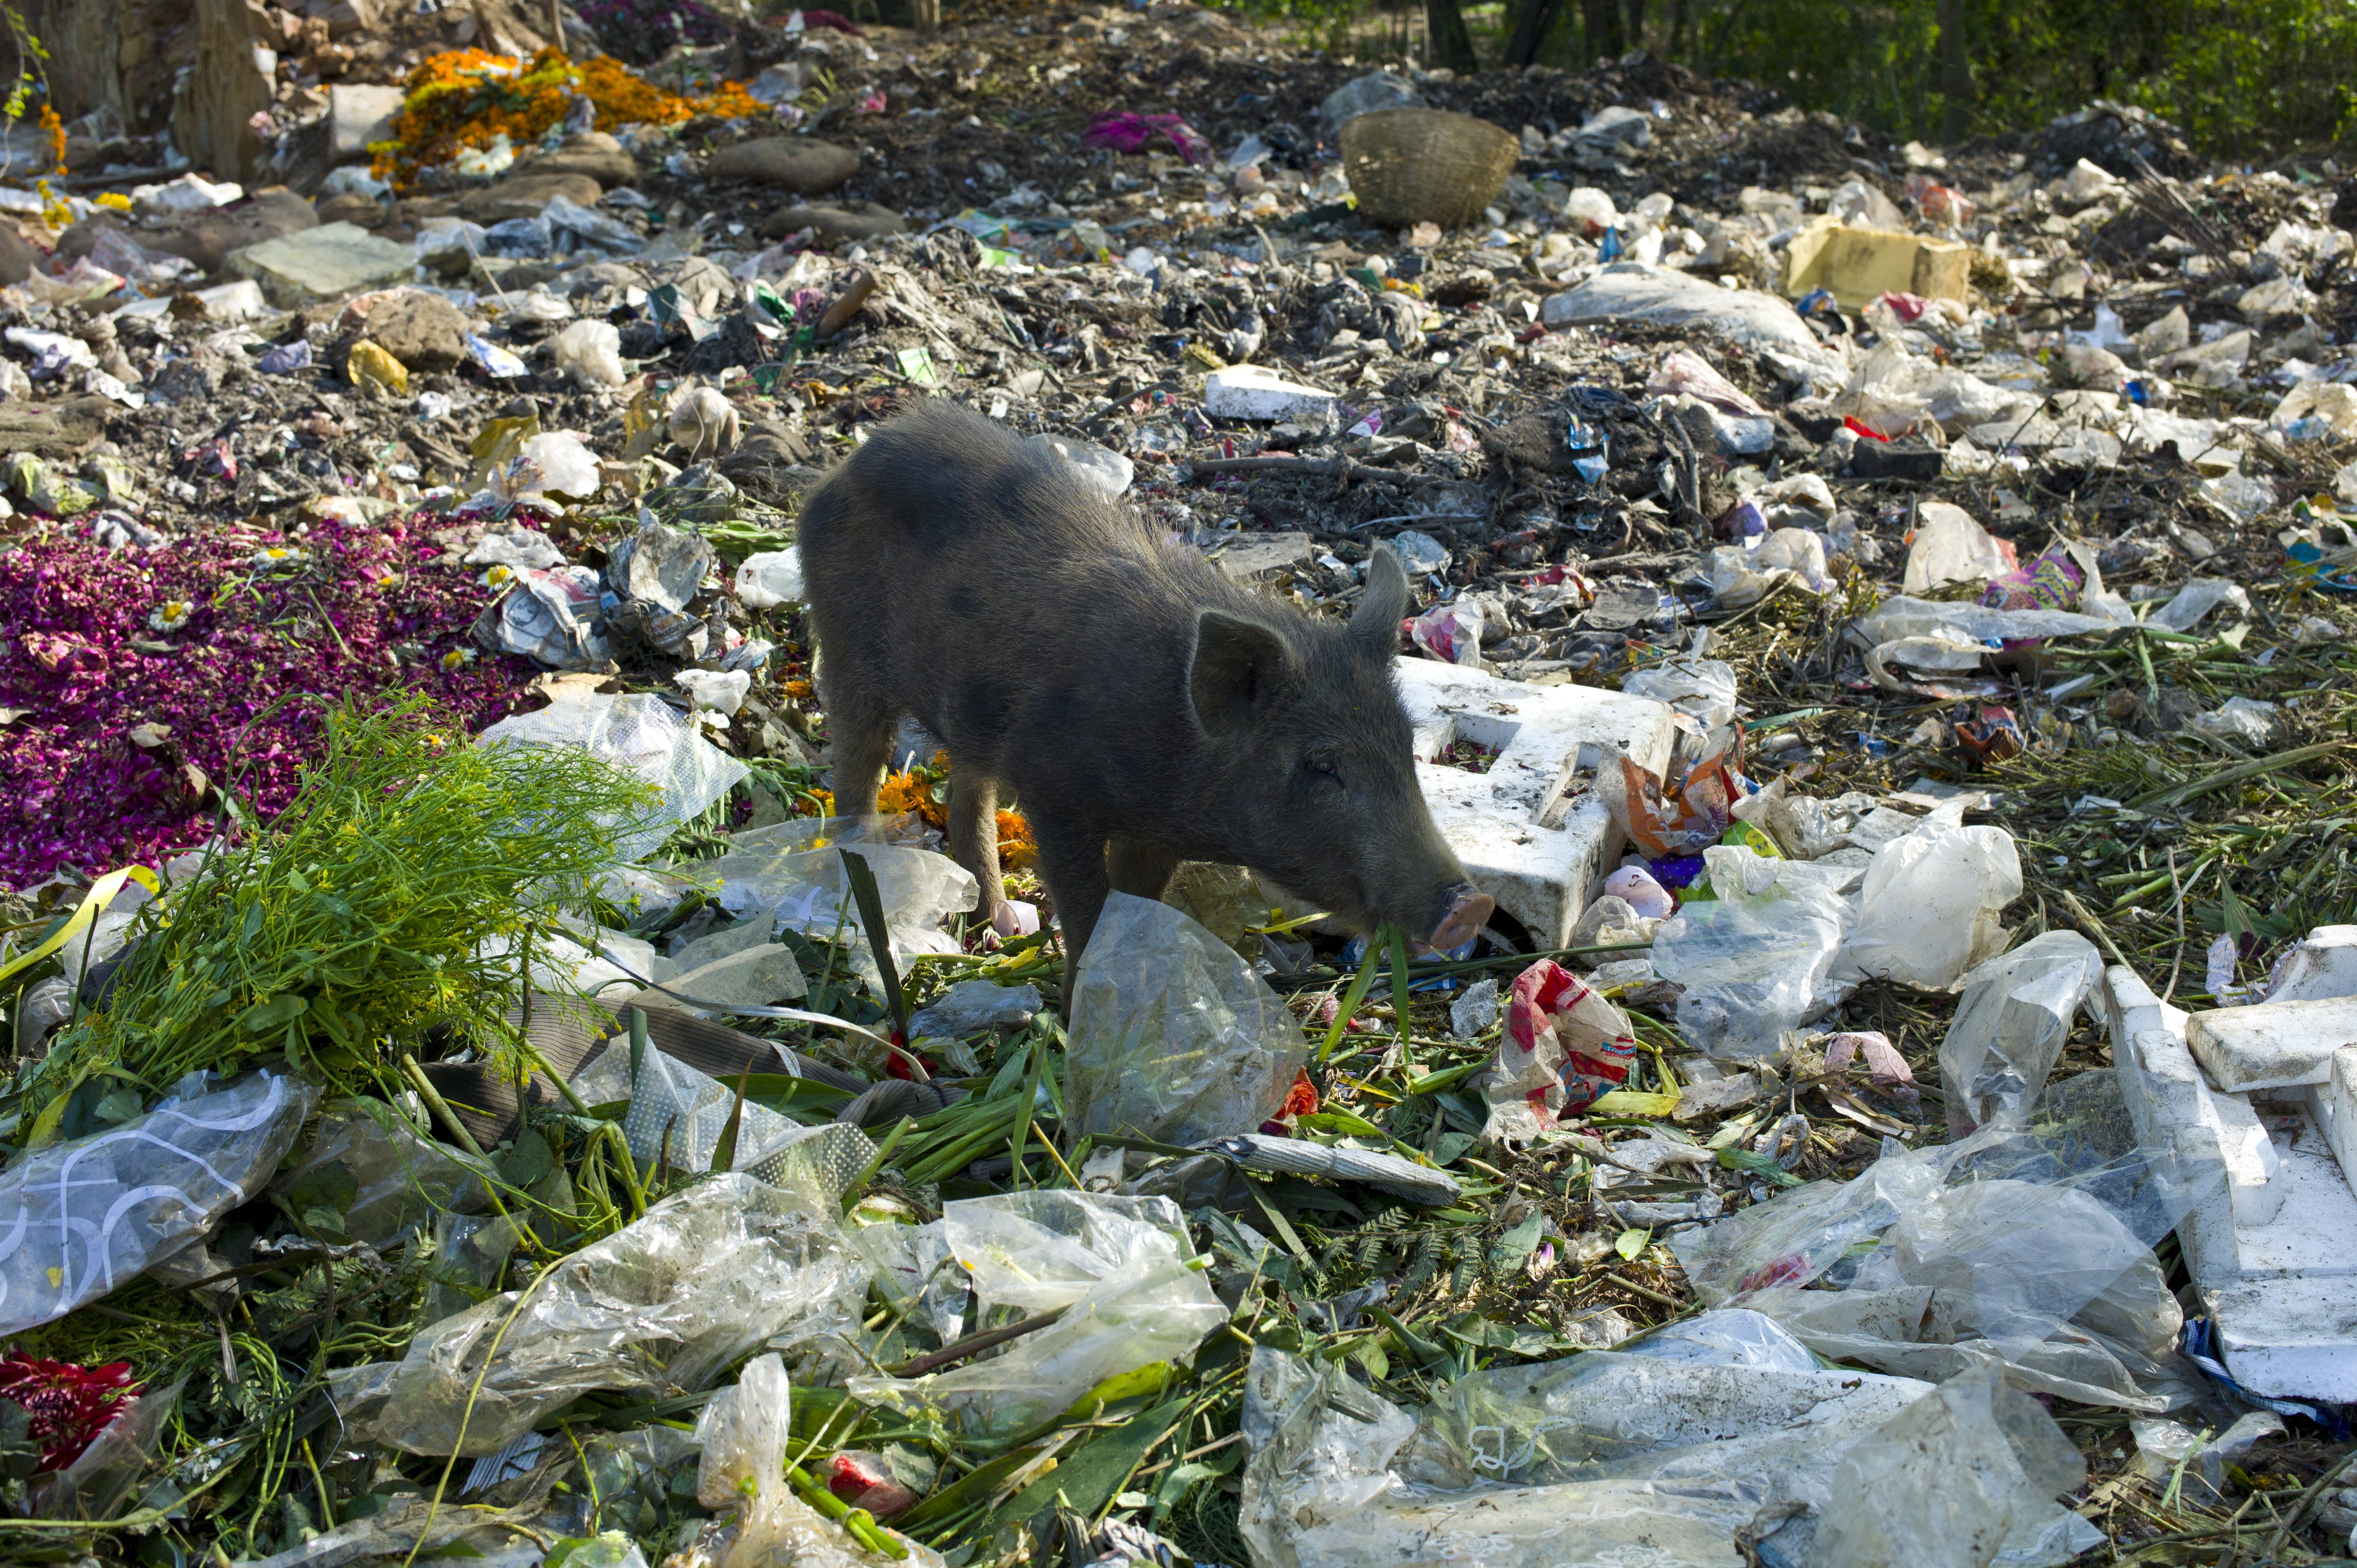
1033;821;1112;1015
947;769;1015;936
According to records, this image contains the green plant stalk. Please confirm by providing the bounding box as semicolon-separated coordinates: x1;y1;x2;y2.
784;1462;908;1559
1317;939;1384;1063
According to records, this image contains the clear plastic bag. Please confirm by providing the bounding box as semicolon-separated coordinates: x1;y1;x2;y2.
1814;1366;2099;1568
552;318;627;387
0;1071;317;1336
1902;502;2017;595
375;1173;870;1456
1938;930;2104;1133
271;1097;494;1247
846;1192;1227;1441
712;838;975;995
477;693;748;864
1065;893;1307;1145
692;1352;940;1568
1651;847;1855;1059
1837;808;2022;991
905;980;1041;1040
571;1039;876;1205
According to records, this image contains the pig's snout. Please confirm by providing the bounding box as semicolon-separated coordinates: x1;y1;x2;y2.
1427;884;1494;953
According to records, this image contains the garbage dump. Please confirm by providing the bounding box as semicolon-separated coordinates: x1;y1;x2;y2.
0;0;2350;1564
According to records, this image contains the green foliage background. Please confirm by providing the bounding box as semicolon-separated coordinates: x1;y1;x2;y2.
1221;0;2357;158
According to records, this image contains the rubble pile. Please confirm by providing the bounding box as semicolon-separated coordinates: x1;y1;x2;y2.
0;4;2348;1567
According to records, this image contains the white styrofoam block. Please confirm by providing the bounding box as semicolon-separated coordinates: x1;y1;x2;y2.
2267;925;2357;1003
2188;995;2357;1091
1392;659;1677;951
2321;1045;2357;1188
1203;365;1337;422
2223;1101;2357;1280
2101;963;2189;1051
2202;1274;2357;1403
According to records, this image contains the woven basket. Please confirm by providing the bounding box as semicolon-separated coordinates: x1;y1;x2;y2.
1340;108;1519;231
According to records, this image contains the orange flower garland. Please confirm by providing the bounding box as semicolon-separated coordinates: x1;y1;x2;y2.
371;48;765;191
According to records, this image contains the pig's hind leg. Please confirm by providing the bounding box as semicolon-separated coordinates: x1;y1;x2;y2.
1107;839;1178;902
816;682;896;819
947;769;1016;936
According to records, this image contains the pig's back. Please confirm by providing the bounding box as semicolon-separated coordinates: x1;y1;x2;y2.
799;400;1264;819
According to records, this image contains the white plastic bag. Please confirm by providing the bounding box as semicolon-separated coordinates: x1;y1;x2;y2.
1838;808;2022;990
1065;893;1307;1145
552;318;627;387
735;549;806;609
1902;502;2016;594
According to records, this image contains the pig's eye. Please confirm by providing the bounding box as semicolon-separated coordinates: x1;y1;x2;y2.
1306;759;1341;784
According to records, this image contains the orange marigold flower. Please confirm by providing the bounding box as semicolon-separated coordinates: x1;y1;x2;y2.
782;677;813;700
996;808;1035;871
1278;1068;1320;1119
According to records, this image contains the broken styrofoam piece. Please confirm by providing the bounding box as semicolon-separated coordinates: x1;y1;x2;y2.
1204;364;1337;422
2265;925;2357;1004
2106;966;2357;1404
1392;658;1677;951
2321;1047;2357;1194
2188;996;2357;1092
1782;220;1970;308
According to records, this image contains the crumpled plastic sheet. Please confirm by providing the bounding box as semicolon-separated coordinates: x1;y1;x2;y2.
711;823;975;996
271;1097;494;1247
1702;528;1832;608
1902;502;2019;595
570;1037;877;1205
1813;1365;2098;1568
477;692;748;863
1836;805;2023;991
374;1172;871;1456
33;1371;188;1521
1480;958;1639;1141
1851;596;2119;691
0;1070;317;1336
847;1192;1228;1440
473;563;610;670
906;979;1041;1040
1064;893;1306;1146
1938;930;2105;1134
1671;1071;2221;1413
2148;576;2251;633
1235;1323;2100;1568
1652;847;1855;1060
693;1352;942;1568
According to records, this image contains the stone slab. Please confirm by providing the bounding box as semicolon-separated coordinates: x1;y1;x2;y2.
1393;658;1676;951
227;221;414;307
2188;995;2357;1092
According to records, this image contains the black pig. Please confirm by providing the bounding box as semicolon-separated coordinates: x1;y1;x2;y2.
797;401;1494;988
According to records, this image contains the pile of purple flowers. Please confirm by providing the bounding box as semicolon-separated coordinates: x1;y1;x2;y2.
0;517;535;885
576;0;731;66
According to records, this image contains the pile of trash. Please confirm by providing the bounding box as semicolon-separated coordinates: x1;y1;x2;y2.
0;2;2350;1566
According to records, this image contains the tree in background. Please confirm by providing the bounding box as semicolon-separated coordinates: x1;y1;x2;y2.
1222;0;2357;159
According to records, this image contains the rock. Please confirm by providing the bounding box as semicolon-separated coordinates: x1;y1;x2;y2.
758;201;909;242
1204;365;1337;422
703;138;860;193
327;83;405;165
60;191;319;276
360;290;470;371
527;132;639;188
146;354;227;405
1847;434;1945;482
315;192;384;228
0;397;113;458
0;223;40;284
226;221;415;307
457;171;605;225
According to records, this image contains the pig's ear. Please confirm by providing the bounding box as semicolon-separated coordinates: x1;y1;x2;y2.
1189;611;1301;736
1350;544;1409;658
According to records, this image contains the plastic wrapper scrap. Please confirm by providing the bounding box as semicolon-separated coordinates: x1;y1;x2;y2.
0;1070;317;1336
1082;110;1210;164
1671;1070;2220;1413
1597;745;1743;858
1064;893;1307;1147
847;1192;1227;1440
1236;1325;2100;1568
691;1352;941;1568
1480;958;1637;1143
477;692;747;863
1651;847;1855;1060
372;1172;871;1456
